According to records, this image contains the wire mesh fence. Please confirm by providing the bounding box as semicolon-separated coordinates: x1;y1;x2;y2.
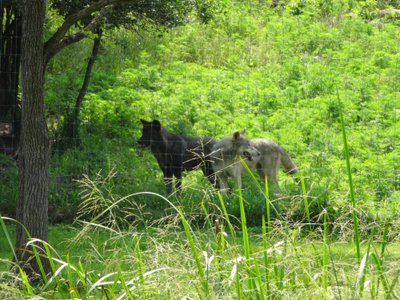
0;0;399;225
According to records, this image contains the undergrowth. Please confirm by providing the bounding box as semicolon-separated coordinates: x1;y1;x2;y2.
1;154;400;298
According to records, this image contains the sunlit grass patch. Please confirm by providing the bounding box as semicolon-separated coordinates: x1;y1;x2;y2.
2;195;400;299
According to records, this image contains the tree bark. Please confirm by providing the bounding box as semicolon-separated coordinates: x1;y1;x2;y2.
16;0;50;278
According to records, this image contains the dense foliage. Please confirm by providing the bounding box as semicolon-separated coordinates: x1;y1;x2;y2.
1;0;399;226
1;1;400;298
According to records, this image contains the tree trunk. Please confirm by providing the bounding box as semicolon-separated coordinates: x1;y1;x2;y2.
58;30;102;151
16;0;50;279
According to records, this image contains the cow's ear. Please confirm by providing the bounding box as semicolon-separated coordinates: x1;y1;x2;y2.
233;131;241;140
152;120;161;131
140;119;148;125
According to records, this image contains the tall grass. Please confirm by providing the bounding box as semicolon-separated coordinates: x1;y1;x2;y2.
338;92;361;262
2;169;400;299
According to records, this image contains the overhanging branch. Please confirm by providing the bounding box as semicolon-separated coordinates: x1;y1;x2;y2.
44;0;124;64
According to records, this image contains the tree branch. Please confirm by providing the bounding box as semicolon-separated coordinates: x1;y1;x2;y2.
45;32;87;65
44;0;124;63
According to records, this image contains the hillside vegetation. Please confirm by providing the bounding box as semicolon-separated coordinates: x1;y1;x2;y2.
1;0;400;226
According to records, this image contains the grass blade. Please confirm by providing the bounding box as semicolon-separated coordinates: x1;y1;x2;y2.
264;177;271;234
238;188;250;260
252;249;264;300
354;251;369;299
300;171;311;227
178;207;209;298
261;215;270;298
217;192;235;239
337;92;361;262
322;211;328;293
0;215;18;263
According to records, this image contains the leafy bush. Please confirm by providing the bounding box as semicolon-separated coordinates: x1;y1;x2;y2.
3;0;399;226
